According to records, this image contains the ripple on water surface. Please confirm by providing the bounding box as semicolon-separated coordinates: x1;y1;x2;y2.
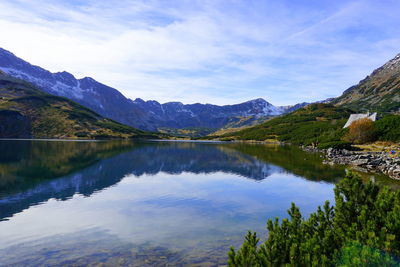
0;140;393;266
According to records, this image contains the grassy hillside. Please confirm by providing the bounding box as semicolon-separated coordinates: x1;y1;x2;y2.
333;54;400;113
208;54;400;146
207;115;273;136
221;115;273;129
157;115;272;138
206;104;353;148
158;126;216;138
0;73;158;139
208;125;252;137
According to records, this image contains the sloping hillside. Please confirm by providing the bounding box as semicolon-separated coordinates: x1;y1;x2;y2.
208;54;400;145
0;72;157;139
207;104;352;148
333;53;400;113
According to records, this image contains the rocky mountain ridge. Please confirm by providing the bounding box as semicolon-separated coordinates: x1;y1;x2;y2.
0;71;153;139
0;48;305;131
333;53;400;113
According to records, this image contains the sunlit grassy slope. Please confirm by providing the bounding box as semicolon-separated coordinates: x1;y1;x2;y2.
204;104;353;148
0;72;158;139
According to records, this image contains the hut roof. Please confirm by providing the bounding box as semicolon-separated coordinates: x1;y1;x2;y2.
343;112;377;128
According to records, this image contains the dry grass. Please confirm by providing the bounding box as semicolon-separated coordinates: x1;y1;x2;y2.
354;141;400;152
209;126;251;136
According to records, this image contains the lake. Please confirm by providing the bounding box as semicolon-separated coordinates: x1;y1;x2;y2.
0;140;394;266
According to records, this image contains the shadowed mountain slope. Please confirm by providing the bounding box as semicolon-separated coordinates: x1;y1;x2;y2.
0;72;155;139
0;48;306;132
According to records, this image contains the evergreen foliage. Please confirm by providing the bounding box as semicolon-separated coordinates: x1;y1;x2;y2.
208;104;399;146
375;115;400;142
228;172;400;266
334;241;399;266
210;104;352;147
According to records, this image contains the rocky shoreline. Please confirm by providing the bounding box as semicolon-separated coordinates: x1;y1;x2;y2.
321;148;400;180
230;143;400;180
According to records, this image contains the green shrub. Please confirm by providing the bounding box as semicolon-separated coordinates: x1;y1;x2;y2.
220;137;235;141
375;115;400;142
335;241;399;267
75;131;89;137
68;108;98;122
224;104;351;145
92;134;113;139
96;120;141;134
228;172;400;266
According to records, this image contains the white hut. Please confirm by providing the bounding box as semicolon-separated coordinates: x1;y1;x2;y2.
343;112;377;128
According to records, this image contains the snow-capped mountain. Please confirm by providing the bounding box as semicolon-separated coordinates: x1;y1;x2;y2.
0;48;304;131
0;48;139;126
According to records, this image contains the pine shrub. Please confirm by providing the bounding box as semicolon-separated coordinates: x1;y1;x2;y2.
228;172;400;266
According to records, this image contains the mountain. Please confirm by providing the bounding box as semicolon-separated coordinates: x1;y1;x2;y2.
0;48;150;129
133;97;283;130
206;53;400;145
0;48;305;132
333;53;400;113
0;71;156;139
279;102;310;113
205;103;352;148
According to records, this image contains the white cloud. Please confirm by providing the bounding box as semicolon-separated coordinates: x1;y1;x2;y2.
0;0;399;105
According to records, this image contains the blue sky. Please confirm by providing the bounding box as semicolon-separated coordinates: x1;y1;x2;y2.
0;0;399;105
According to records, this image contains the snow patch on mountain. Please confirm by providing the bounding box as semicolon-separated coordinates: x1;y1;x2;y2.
0;47;309;131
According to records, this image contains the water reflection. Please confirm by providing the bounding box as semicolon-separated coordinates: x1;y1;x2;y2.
0;140;382;266
0;140;346;222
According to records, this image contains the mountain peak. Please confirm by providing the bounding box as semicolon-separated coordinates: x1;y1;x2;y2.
54;71;75;80
80;77;96;82
163;101;184;106
146;100;161;105
247;98;267;103
0;47;309;132
367;52;400;78
133;98;145;103
0;48;15;57
333;51;400;113
382;53;400;70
